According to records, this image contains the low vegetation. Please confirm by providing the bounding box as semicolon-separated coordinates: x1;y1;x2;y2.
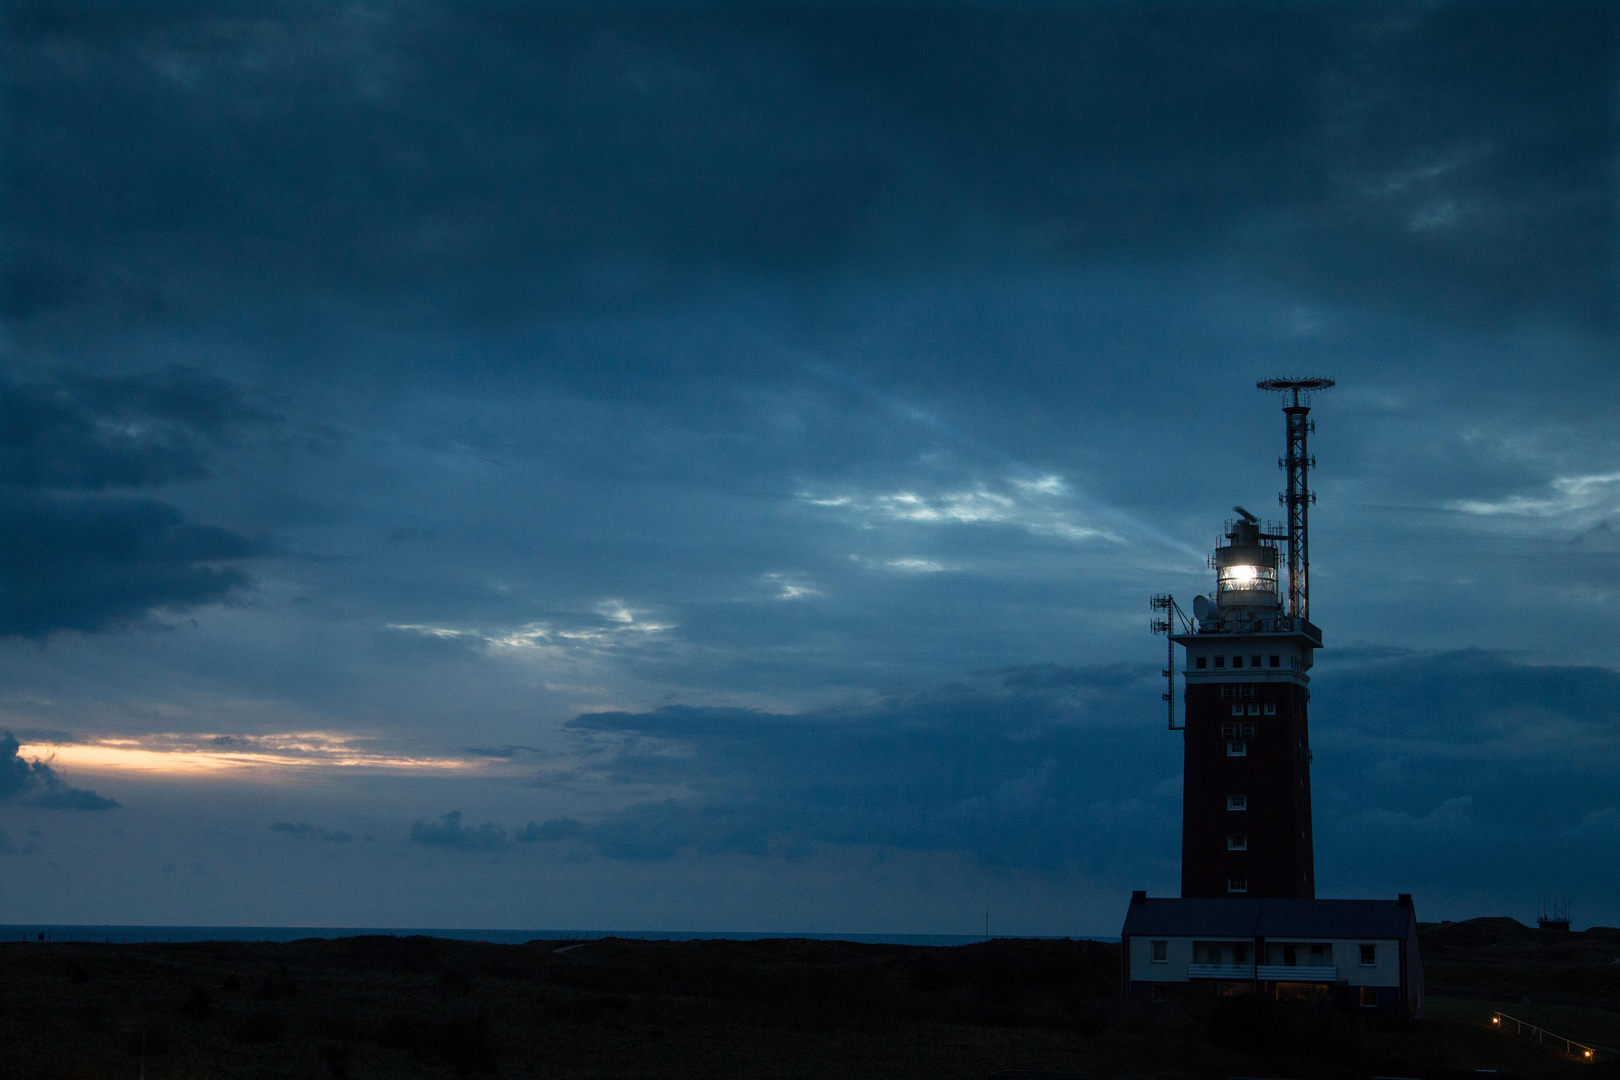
1;919;1615;1079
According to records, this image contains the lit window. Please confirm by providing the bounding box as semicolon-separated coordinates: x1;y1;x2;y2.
1227;834;1247;851
1215;656;1226;668
1226;741;1247;757
1227;795;1247;810
1359;987;1377;1008
1232;655;1243;669
1250;655;1261;667
1263;703;1276;716
1227;877;1247;893
1196;656;1207;669
1151;940;1168;963
1269;655;1280;668
1247;703;1260;716
1359;944;1376;966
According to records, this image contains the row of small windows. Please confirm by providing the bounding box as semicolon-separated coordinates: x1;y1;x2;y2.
1230;703;1276;717
1148;942;1378;966
1146;939;1373;965
1196;654;1281;669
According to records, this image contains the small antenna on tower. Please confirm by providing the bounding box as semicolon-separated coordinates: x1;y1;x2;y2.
1256;377;1334;622
1150;594;1189;730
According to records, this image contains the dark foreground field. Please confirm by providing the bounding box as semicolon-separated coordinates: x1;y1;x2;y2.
3;919;1616;1080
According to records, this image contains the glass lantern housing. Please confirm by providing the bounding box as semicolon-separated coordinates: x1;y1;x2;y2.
1213;515;1280;609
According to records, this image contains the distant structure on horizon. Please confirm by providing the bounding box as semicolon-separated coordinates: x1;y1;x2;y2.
1127;380;1425;1018
1538;897;1572;933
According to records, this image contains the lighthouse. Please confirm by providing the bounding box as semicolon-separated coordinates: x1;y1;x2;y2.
1155;378;1333;899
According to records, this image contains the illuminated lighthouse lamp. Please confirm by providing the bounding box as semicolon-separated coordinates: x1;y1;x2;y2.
1192;508;1282;629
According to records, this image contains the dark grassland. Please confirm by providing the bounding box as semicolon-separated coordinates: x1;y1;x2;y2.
2;919;1616;1079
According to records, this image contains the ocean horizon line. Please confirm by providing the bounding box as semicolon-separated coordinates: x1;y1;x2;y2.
1;925;1118;947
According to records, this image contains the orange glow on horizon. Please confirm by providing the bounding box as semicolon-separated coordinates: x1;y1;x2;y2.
18;733;487;779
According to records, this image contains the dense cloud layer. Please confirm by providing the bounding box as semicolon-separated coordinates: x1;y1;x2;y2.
491;651;1620;907
0;732;119;811
4;2;1612;333
0;370;267;636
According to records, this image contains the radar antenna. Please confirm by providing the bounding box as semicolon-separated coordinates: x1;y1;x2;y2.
1256;377;1334;621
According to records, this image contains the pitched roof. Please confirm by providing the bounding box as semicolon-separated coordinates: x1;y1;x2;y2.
1121;897;1416;940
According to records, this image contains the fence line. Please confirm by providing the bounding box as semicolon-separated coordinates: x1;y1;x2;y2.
1492;1011;1599;1062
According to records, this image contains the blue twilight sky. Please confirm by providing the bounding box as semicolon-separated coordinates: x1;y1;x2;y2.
1;1;1617;934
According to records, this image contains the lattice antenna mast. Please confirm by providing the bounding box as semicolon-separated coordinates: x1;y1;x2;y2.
1256;378;1334;621
1150;594;1190;729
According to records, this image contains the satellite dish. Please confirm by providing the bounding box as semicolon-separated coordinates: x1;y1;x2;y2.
1192;594;1221;623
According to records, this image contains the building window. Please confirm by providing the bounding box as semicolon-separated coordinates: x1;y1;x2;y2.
1227;834;1247;851
1232;655;1243;669
1227;877;1247;893
1226;741;1247;757
1359;987;1377;1008
1250;655;1261;667
1151;940;1168;963
1227;794;1247;810
1247;703;1260;716
1214;655;1226;668
1221;721;1256;738
1194;941;1247;964
1263;703;1276;716
1231;704;1244;716
1269;655;1280;668
1196;656;1207;669
1359;944;1376;966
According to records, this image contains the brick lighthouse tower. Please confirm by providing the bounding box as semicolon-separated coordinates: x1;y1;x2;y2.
1152;378;1333;899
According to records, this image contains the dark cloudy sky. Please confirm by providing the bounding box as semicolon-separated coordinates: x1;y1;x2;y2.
1;1;1616;934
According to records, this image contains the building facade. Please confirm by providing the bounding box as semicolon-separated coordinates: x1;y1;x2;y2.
1121;893;1424;1016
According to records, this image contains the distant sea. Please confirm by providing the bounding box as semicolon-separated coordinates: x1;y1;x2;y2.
1;926;1111;946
